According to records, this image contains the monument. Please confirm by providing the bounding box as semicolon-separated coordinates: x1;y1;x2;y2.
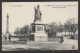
29;5;48;42
6;14;10;41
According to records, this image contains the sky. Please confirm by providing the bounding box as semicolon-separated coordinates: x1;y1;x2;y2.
2;2;78;33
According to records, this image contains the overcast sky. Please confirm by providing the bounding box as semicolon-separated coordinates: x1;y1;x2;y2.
2;2;78;33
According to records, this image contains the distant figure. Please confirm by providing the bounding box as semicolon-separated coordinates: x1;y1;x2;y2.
8;33;11;41
59;36;64;43
4;36;7;41
72;46;75;50
3;34;7;41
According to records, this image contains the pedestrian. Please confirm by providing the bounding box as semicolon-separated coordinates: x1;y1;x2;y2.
59;36;64;43
4;36;7;41
72;46;75;50
8;34;11;41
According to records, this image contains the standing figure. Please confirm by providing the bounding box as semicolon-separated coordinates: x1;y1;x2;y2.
59;36;64;43
34;5;42;22
8;33;11;41
4;35;7;41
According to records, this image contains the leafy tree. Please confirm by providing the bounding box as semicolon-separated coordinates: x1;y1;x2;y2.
20;25;29;34
14;25;30;36
44;24;50;34
64;18;78;39
14;27;20;35
57;23;63;33
47;22;58;37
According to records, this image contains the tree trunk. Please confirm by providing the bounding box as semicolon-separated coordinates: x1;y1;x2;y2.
71;32;72;36
65;31;66;36
71;32;75;39
69;31;70;36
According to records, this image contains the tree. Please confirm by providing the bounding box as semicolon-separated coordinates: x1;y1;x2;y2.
14;25;30;41
64;18;78;39
47;22;58;37
20;25;29;35
44;24;50;34
14;25;30;36
57;23;63;33
64;24;68;36
64;22;71;36
14;27;20;36
71;23;78;37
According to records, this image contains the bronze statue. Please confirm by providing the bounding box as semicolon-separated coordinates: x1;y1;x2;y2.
34;5;42;22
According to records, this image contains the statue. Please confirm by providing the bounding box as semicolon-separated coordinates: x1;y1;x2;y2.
30;5;48;42
34;5;42;22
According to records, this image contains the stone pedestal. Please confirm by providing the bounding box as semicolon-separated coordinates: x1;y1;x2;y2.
29;20;48;42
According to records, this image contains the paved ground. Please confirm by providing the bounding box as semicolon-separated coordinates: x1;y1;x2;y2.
2;36;78;51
